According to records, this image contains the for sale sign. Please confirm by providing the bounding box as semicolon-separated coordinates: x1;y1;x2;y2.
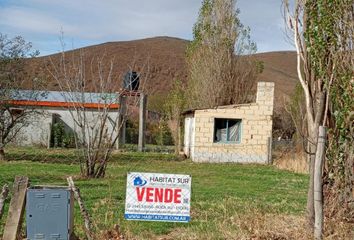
124;172;191;222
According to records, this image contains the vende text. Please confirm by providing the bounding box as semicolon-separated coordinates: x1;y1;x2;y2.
136;187;182;203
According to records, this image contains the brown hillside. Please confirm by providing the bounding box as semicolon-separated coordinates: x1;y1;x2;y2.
25;36;297;109
253;51;298;100
27;36;189;95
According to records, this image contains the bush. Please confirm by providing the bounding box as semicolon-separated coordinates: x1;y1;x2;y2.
125;119;174;146
51;122;75;148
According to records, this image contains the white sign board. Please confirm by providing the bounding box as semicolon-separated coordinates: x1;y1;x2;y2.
125;172;191;222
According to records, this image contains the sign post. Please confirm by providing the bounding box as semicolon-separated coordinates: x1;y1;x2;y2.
125;172;191;222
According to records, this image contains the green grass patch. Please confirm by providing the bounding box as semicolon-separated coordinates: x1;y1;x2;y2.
0;147;308;239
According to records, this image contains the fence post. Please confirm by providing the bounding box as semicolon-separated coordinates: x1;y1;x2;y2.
267;137;273;164
3;176;29;240
117;95;127;150
314;126;326;240
67;176;94;240
47;122;52;149
0;184;9;220
138;93;147;152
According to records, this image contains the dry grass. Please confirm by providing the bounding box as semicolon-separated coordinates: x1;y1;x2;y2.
322;217;354;240
322;189;354;240
273;149;308;174
149;197;353;240
150;197;312;240
272;150;353;239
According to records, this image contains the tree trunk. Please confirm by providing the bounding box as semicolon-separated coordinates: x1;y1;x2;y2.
314;126;326;240
0;147;5;161
306;124;319;228
307;144;315;227
308;92;326;229
94;162;107;178
177;122;182;154
175;117;181;155
168;119;180;155
67;177;94;240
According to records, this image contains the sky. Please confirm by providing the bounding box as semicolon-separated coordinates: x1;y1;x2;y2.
0;0;294;56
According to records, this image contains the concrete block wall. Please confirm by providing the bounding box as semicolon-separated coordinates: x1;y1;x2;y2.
13;108;120;147
191;82;275;163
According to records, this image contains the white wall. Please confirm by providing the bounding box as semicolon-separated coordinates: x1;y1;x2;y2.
13;107;120;147
13;112;52;146
183;114;195;158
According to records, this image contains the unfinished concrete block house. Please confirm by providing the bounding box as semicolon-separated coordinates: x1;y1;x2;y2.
183;82;275;163
8;91;121;148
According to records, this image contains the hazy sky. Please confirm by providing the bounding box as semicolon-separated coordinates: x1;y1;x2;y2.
0;0;294;56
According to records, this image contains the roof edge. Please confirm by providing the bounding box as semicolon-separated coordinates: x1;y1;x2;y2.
182;103;256;115
6;100;120;109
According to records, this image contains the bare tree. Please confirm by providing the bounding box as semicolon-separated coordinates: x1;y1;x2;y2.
48;37;147;178
187;0;260;109
0;34;44;161
164;79;186;154
284;83;307;142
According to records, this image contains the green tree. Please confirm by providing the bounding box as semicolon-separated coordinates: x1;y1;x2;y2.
284;0;353;237
325;0;353;220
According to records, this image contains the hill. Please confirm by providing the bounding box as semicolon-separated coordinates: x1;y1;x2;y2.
253;51;298;100
25;36;297;109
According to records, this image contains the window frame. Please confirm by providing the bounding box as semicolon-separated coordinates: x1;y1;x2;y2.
213;118;242;144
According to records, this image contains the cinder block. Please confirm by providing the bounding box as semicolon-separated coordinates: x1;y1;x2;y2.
200;127;209;133
199;118;208;123
245;109;254;115
203;132;211;137
216;109;226;113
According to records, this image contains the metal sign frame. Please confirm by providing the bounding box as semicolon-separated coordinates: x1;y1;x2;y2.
125;172;191;223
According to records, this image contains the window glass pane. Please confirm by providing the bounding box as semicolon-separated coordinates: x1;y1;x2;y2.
214;118;241;143
228;120;240;142
216;127;227;142
215;119;227;142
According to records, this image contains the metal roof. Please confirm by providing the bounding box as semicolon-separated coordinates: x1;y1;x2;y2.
6;90;119;109
13;90;118;103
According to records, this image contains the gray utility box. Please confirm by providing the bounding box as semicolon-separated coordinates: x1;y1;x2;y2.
26;186;74;240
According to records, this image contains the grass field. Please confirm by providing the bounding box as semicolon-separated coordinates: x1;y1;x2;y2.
0;147;309;239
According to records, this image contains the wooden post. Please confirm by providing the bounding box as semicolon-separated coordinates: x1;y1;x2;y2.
122;121;126;145
117;95;127;150
47;122;52;149
138;93;147;152
314;126;326;240
67;176;93;240
3;176;29;240
0;184;9;220
267;137;273;164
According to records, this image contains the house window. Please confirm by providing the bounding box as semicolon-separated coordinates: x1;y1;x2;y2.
214;118;242;143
